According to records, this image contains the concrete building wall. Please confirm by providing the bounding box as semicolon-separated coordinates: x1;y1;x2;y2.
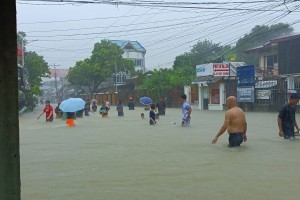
123;50;146;72
184;86;191;103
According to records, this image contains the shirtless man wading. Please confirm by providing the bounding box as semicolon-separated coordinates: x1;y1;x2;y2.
212;96;247;147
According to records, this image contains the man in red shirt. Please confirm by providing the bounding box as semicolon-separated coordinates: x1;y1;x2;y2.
38;100;54;122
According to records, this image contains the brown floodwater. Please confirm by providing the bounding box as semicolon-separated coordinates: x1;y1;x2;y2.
20;106;300;200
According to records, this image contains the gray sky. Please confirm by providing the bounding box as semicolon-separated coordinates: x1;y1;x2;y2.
17;0;300;70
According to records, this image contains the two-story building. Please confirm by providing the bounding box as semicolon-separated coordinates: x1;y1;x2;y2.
244;33;300;109
109;40;146;73
244;34;300;85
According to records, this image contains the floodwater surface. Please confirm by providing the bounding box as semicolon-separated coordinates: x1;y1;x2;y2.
20;106;300;200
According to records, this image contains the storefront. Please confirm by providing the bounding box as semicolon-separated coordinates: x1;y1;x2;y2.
192;62;245;110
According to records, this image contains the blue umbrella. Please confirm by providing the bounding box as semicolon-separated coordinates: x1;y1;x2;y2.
59;98;85;112
139;97;153;105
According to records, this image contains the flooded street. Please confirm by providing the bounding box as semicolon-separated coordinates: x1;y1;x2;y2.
20;106;300;200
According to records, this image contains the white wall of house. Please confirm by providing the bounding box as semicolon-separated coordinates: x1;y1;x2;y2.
184;86;191;103
123;50;146;72
197;83;208;110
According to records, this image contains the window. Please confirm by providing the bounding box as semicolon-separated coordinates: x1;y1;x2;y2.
135;59;143;67
264;54;278;77
210;89;220;104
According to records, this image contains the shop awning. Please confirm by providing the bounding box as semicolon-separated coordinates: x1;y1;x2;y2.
192;76;223;85
255;80;277;88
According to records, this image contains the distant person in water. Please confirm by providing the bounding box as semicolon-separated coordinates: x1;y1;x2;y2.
149;104;156;125
91;97;97;112
99;101;109;118
278;93;300;140
212;96;247;148
156;97;166;115
37;100;53;122
105;99;111;110
84;99;90;116
55;102;63;118
128;97;135;110
180;94;192;127
116;100;124;116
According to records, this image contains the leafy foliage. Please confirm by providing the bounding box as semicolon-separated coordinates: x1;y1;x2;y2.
173;40;232;70
235;23;294;65
25;51;49;95
139;67;195;101
67;40;135;94
141;69;173;100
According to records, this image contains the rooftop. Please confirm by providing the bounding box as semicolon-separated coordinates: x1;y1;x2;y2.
243;33;300;54
109;40;146;53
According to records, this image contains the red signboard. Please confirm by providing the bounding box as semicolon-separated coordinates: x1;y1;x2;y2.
213;63;229;76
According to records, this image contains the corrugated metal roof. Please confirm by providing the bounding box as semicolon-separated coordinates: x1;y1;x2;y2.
255;80;277;88
192;76;223;85
109;40;146;53
244;33;300;54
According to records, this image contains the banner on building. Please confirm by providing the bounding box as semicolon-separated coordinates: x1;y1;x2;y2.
237;86;255;102
256;90;271;100
196;63;213;77
213;63;229;76
237;65;255;86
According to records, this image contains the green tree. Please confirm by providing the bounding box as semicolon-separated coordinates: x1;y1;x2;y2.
67;40;135;94
173;40;232;70
67;58;100;94
169;67;195;87
138;67;195;101
141;69;173;100
173;53;192;69
235;23;294;65
24;51;50;95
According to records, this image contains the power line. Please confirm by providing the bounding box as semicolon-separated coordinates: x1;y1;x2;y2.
150;6;300;68
25;1;280;39
18;10;169;25
17;0;300;12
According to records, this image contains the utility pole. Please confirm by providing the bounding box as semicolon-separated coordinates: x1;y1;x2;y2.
49;63;60;103
115;61;118;94
21;36;25;67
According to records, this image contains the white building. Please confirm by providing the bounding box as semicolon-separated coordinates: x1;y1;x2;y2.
109;40;146;73
190;62;246;111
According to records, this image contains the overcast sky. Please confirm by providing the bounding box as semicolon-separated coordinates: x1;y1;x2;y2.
17;0;300;70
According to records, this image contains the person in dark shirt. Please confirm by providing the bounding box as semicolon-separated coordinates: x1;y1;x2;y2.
84;99;90;116
55;102;63;118
149;104;156;125
116;100;124;116
128;97;135;110
156;97;166;115
278;94;300;140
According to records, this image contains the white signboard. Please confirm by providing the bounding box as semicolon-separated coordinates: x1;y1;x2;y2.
237;86;255;102
196;63;213;77
213;63;229;76
256;90;271;100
